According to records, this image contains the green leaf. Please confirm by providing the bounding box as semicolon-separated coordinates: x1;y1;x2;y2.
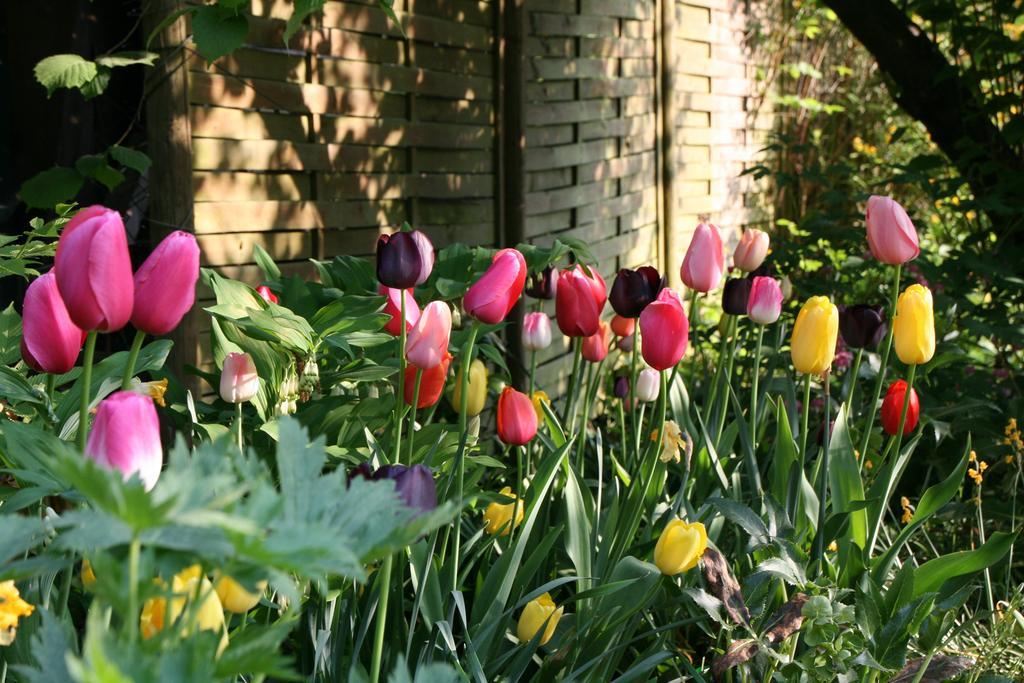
34;54;97;96
706;497;770;547
0;365;47;405
912;530;1018;597
563;462;593;594
94;51;159;68
284;0;327;42
75;154;125;191
19;167;84;209
377;0;405;35
253;243;282;280
192;6;249;62
827;404;867;571
0;304;22;365
770;398;797;508
108;145;152;173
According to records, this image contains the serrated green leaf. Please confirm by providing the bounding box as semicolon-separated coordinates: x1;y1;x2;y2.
34;54;97;96
19;167;84;209
108;145;152;173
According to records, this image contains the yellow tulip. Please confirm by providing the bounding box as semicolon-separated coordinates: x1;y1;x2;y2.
893;284;935;365
81;559;97;591
451;359;487;417
516;592;564;646
653;519;707;575
483;486;524;536
790;296;838;375
215;575;267;614
0;580;34;646
531;390;550;421
140;566;228;654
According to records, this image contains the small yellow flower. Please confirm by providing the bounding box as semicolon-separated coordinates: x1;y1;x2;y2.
970;450;978;463
900;496;913;524
854;449;861;460
531;391;550;421
129;377;169;407
965;211;977;221
1005;455;1015;465
827;541;838;553
81;559;97;591
653;519;707;575
930;214;941;225
483;486;524;536
0;580;34;646
517;593;564;646
865;460;874;470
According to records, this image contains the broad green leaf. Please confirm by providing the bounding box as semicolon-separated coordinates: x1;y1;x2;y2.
770;397;798;508
19;167;84;209
34;54;97;96
827;404;867;570
108;145;152;173
563;462;593;594
0;365;46;405
912;530;1018;597
192;6;249;62
253;243;282;280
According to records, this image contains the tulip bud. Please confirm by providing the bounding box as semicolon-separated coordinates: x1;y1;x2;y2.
410;230;435;285
791;296;839;375
639;288;689;371
581;320;611;363
483;486;524;536
680;222;725;293
893;284;935;365
881;379;920;435
21;271;85;374
610;314;635;338
556;266;606;337
635;368;660;402
525;265;558;300
866;195;920;265
464;248;528;324
609;266;664;318
733;228;769;272
838;304;887;350
451;358;487;416
613;375;630;399
406;301;452;370
516;593;563;646
85;391;162;490
55;205;135;332
497;386;538;446
379;285;421;336
256;285;278;304
215;576;266;613
220;352;259;403
747;276;782;325
131;231;201;336
405;352;452;408
376;231;423;289
522;312;552;351
653;519;707;575
721;277;752;316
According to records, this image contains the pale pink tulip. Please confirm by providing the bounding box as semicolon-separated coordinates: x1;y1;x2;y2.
522;312;552;351
733;228;769;272
866;196;920;265
220;352;259;403
747;276;783;325
406;301;452;370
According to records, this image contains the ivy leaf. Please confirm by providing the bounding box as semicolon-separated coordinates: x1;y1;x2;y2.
108;145;152;173
18;167;84;209
34;54;97;96
94;51;159;68
192;6;249;62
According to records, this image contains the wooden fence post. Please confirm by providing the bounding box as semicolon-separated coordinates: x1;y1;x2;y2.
660;0;677;280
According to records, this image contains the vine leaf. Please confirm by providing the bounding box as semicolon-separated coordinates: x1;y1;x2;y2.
34;54;97;96
192;5;249;62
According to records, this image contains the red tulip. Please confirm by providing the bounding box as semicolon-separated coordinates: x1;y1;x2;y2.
130;231;200;336
55;205;135;332
21;271;85;374
463;248;527;324
582;320;611;363
639;288;689;370
680;222;724;293
406;301;452;370
610;314;635;338
256;285;278;304
404;352;451;408
497;386;538;446
556;266;606;337
881;380;920;436
85;391;162;490
380;285;420;336
866;196;919;265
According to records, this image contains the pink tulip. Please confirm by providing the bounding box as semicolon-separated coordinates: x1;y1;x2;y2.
639;288;689;370
733;228;769;272
85;391;162;490
556;266;606;337
130;231;200;336
522;312;552;351
256;285;278;304
747;276;783;325
497;387;538;446
220;352;259;403
406;301;452;370
54;205;135;332
582;320;611;363
463;248;527;324
380;285;421;336
680;222;725;293
411;231;435;285
21;271;85;374
865;196;920;265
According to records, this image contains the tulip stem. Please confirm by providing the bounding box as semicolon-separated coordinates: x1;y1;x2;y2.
799;373;812;465
812;373;832;575
528;349;537;398
394;293;408;465
857;264;902;470
127;534;141;644
235;402;244;450
630;326;640;444
452;322;479;594
845;347;864;418
890;363;917;470
749;324;765;483
77;331;98;452
562;338;584;426
514;445;524;546
713;316;739;445
121;329;146;390
407;370;422;465
369;554;393;683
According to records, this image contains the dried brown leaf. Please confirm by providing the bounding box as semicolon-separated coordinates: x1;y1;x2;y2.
701;547;750;625
711;639;759;680
890;654;974;683
764;592;809;644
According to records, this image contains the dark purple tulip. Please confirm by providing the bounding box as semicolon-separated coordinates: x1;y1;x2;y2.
525;266;558;300
613;375;630;399
838;304;888;350
391;464;437;515
722;277;752;316
610;266;665;318
376;232;423;289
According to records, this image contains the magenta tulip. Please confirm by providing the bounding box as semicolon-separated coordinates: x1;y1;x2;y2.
220;352;259;403
556;266;606;337
380;285;421;336
582;320;611;363
865;196;920;265
406;301;452;370
411;231;435;285
522;312;552;351
463;248;527;324
680;222;725;293
21;271;85;374
85;391;162;490
55;205;135;332
256;285;279;304
639;288;689;371
497;387;538;446
747;276;783;325
130;231;200;336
